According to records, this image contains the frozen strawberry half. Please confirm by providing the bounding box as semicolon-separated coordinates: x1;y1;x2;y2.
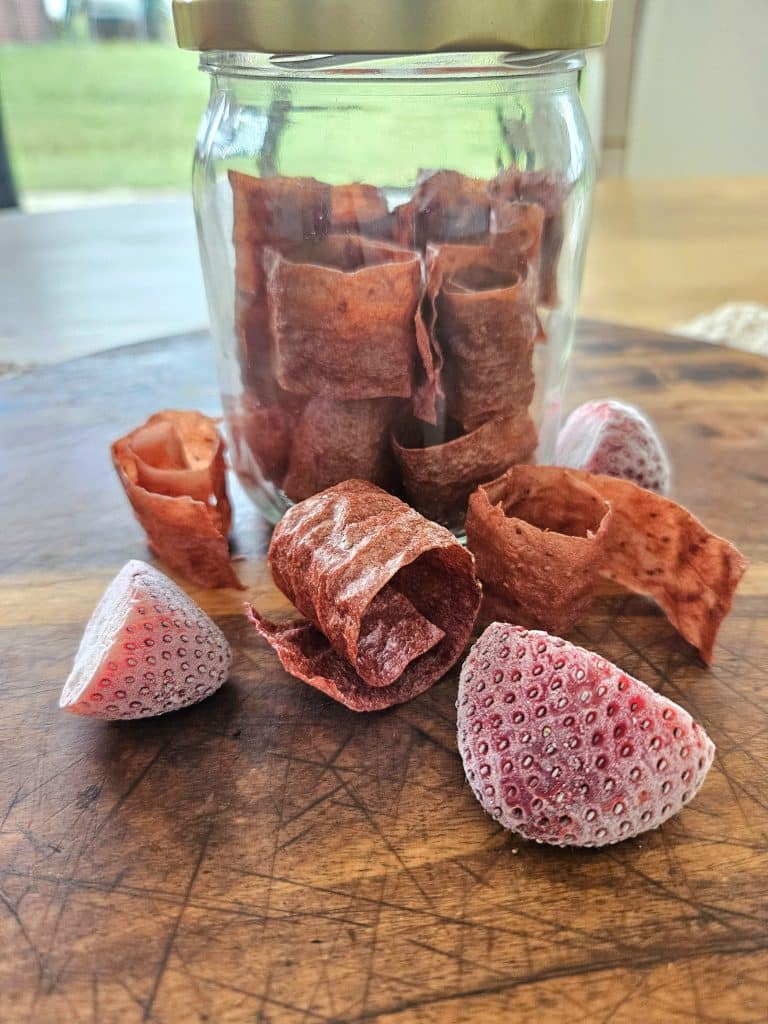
457;623;715;847
59;560;232;720
555;399;671;495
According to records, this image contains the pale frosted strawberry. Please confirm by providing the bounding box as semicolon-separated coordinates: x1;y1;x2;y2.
457;624;714;847
556;399;671;494
60;560;231;720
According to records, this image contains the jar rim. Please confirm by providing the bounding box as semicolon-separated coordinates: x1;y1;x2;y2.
174;0;612;55
199;50;586;81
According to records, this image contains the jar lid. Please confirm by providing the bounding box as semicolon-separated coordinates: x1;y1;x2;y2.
173;0;612;54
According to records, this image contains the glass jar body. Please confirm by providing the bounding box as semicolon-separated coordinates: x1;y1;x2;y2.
192;51;595;530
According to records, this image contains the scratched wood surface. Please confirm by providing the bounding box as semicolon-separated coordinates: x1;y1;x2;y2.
0;322;766;1024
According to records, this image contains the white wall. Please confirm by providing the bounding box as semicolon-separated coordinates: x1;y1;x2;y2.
625;0;768;177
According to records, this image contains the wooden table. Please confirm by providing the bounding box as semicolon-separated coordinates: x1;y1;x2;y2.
582;177;768;330
1;322;766;1023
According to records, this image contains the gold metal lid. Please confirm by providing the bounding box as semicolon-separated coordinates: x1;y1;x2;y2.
173;0;613;54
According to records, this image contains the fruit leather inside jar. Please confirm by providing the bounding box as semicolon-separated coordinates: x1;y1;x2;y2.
265;234;428;401
225;169;569;521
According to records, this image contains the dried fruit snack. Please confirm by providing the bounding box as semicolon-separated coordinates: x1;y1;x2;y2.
282;396;401;502
466;465;612;632
556;399;671;494
457;624;715;846
412;169;491;249
112;411;243;590
393;409;538;527
265;235;432;404
435;259;539;431
248;480;481;711
60;560;232;720
467;466;747;662
570;470;748;663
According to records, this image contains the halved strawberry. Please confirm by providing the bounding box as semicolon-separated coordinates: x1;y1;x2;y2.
60;560;232;720
555;399;671;494
457;624;714;847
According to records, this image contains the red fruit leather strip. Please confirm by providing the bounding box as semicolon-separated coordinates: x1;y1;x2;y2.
230;170;331;246
466;465;612;633
282;396;401;502
489;201;547;340
467;465;748;662
328;182;389;233
247;610;440;712
265;235;428;403
235;290;279;405
230;171;332;293
226;390;301;490
413;169;491;249
250;480;481;709
112;411;242;589
355;585;445;687
393;409;538;527
489;168;568;306
422;232;541;428
569;470;749;664
436;259;539;431
489;200;545;265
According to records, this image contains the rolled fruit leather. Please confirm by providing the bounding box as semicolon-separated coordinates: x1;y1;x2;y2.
248;480;482;711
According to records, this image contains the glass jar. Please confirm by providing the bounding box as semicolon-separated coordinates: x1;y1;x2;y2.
176;4;611;531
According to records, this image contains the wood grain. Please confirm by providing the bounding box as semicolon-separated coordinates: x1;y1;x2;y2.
582;177;768;330
0;322;766;1024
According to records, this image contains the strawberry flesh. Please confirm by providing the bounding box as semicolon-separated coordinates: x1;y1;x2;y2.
457;623;714;847
60;560;232;720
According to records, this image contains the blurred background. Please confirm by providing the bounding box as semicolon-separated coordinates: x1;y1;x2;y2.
1;0;767;368
2;0;767;207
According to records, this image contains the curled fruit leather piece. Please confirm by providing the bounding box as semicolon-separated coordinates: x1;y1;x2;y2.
282;396;401;502
467;466;748;663
235;290;278;406
230;173;333;408
489;168;568;306
328;182;389;233
568;470;748;664
112;411;243;589
434;256;539;431
226;389;303;491
466;465;612;633
489;200;545;265
412;169;491;249
248;480;481;711
393;410;538;527
265;234;433;404
230;171;332;245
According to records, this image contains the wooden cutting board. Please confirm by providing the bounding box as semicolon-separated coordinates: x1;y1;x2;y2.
1;322;766;1024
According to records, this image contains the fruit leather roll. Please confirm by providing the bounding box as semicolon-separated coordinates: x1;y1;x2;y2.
230;171;332;292
516;170;567;307
489;168;567;306
328;182;388;232
226;389;304;491
281;396;401;502
248;480;481;711
434;258;539;432
235;289;279;405
466;464;612;633
466;465;748;662
112;411;242;589
392;409;538;527
412;169;491;249
265;234;434;404
230;173;333;406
